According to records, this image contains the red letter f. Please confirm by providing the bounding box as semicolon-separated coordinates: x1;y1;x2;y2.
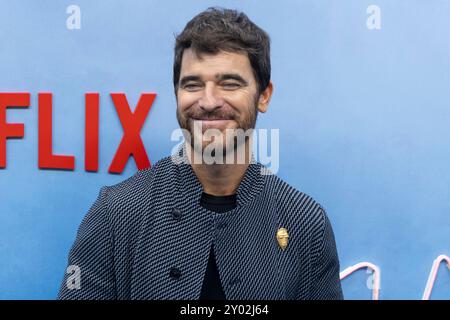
0;93;30;168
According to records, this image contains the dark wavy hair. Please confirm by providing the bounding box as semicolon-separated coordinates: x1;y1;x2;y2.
173;7;271;95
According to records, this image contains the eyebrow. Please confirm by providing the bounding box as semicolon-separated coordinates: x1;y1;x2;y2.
179;73;249;87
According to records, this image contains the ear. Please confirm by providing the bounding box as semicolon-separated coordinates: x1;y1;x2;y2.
257;81;273;113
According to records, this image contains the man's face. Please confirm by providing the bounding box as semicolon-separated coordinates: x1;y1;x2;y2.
176;49;265;155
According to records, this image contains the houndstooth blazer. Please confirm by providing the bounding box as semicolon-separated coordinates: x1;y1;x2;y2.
58;145;343;300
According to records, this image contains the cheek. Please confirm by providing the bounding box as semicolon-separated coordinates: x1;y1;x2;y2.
177;93;198;112
224;91;255;109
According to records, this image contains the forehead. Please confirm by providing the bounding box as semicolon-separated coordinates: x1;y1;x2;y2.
180;48;254;79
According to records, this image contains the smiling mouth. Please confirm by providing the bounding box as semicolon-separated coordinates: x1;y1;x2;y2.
191;117;232;121
190;118;234;129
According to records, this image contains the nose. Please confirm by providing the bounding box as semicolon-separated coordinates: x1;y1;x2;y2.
198;82;223;112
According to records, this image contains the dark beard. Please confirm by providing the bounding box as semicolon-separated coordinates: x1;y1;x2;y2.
176;98;259;153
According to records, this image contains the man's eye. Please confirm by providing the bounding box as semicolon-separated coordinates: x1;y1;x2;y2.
183;84;202;91
222;82;241;90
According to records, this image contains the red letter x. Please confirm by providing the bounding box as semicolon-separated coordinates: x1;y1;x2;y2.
109;93;156;174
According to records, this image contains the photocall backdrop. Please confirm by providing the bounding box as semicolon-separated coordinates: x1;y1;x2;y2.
0;0;449;299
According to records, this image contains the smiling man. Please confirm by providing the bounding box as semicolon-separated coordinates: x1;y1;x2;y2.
58;7;343;300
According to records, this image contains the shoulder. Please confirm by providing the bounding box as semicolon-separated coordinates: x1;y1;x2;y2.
263;166;328;239
96;155;176;223
102;155;174;198
264;168;325;218
263;168;335;263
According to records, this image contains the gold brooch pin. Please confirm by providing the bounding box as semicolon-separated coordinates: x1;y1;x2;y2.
276;228;289;250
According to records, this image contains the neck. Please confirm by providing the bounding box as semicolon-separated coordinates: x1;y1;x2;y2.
186;141;253;196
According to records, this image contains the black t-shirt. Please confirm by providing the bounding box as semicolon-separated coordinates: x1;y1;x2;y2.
199;192;237;300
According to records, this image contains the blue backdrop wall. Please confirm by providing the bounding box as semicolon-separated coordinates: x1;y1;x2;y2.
0;0;449;299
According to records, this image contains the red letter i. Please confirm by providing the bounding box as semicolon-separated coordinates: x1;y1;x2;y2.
85;93;99;172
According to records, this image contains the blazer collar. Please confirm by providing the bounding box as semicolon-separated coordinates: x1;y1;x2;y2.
172;143;265;208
